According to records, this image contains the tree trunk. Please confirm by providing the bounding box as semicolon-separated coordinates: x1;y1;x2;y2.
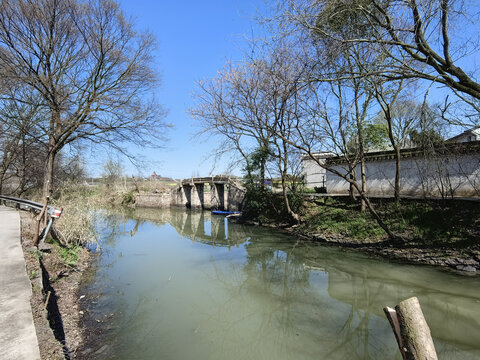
280;138;300;224
349;166;357;201
384;297;438;360
43;141;56;202
394;145;401;202
18;139;27;195
33;200;49;247
384;107;401;203
260;158;266;189
360;155;367;212
281;176;300;224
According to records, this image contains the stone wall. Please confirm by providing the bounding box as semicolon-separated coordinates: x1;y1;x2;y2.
135;187;185;208
227;184;246;211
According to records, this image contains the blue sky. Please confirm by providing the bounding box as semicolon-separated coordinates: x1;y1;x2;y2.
91;0;269;179
86;1;479;179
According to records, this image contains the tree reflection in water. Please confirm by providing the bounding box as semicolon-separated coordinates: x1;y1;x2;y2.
79;208;480;360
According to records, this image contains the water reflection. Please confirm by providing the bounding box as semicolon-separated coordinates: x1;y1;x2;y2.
79;208;480;360
102;207;247;249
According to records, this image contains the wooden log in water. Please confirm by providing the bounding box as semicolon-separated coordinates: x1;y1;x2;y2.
384;297;438;360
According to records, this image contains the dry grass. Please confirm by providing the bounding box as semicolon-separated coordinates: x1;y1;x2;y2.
50;181;99;247
52;200;98;247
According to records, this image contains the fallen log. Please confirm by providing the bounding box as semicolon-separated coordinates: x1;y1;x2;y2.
384;297;438;360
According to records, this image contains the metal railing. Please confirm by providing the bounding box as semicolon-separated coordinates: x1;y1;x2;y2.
0;195;62;217
0;195;63;243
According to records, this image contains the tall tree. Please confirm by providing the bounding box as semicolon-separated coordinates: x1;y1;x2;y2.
192;44;307;223
0;0;167;200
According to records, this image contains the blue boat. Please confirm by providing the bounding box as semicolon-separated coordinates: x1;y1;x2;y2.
211;210;240;215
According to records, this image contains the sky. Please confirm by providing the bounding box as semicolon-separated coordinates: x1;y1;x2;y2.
86;1;480;179
89;0;269;179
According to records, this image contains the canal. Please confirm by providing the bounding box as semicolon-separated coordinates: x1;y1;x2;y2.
78;207;480;359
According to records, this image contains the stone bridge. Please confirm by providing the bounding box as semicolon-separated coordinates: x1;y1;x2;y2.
135;176;246;211
180;176;245;210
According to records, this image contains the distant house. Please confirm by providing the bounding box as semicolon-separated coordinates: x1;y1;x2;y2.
150;172;174;182
448;126;480;143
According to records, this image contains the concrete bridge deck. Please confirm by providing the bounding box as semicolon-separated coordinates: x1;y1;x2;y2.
0;206;40;359
181;175;232;186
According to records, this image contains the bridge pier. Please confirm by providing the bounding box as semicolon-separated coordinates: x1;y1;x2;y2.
210;183;226;210
227;183;243;211
176;186;185;207
184;183;203;208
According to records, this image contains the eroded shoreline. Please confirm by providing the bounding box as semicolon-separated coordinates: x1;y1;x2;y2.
21;213;92;359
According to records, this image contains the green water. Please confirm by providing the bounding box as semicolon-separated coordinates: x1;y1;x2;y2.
78;207;480;360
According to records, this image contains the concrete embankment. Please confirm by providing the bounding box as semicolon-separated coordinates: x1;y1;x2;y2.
0;206;40;360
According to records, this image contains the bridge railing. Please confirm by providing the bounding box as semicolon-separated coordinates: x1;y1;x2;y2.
0;195;63;244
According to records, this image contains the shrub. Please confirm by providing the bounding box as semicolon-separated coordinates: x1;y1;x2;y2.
121;190;136;205
51;196;98;247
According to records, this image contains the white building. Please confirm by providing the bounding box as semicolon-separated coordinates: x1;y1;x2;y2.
301;141;480;198
448;126;480;143
300;152;332;189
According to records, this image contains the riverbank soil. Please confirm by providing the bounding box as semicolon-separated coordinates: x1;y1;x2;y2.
290;197;480;272
20;213;91;359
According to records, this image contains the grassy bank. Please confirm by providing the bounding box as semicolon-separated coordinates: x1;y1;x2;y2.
301;197;480;247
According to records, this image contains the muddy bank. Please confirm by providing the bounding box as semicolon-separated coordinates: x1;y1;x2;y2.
20;213;92;359
238;219;480;274
301;231;479;273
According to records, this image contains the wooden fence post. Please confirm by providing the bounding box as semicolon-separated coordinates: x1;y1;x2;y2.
33;198;49;247
384;297;438;360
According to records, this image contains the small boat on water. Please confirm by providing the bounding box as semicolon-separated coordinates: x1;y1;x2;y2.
211;210;241;215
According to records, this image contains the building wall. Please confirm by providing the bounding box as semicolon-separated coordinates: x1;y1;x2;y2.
304;152;480;198
301;158;328;188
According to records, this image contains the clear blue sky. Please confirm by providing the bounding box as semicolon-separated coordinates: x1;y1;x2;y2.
91;0;268;179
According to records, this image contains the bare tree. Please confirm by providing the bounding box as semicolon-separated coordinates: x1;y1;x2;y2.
191;44;308;222
0;89;44;194
280;0;480;112
0;0;167;201
191;62;274;186
372;79;406;202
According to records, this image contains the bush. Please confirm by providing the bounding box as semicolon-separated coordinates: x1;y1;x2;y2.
52;200;98;247
50;185;98;247
243;185;276;220
121;190;136;205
